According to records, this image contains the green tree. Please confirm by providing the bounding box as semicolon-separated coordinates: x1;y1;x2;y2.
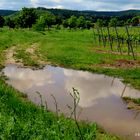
68;15;77;29
126;19;132;26
45;13;56;29
0;16;5;28
5;17;15;28
77;16;86;29
117;20;125;26
33;13;56;31
109;18;118;27
16;7;37;28
85;20;93;29
96;19;104;27
33;15;46;31
103;20;109;27
131;16;140;26
55;16;62;25
63;19;69;28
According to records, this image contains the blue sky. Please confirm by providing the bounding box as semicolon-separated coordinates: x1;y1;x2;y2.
0;0;140;11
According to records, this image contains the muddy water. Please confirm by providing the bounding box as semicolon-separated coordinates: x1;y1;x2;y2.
3;64;140;140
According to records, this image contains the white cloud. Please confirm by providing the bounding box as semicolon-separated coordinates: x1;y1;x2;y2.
0;0;139;11
51;0;62;3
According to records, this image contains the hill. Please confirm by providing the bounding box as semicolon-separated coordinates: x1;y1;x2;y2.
36;8;140;21
41;8;140;17
0;10;17;16
0;8;140;21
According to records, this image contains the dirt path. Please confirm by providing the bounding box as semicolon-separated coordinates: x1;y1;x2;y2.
4;43;49;67
25;43;49;66
5;46;16;64
4;46;23;66
26;43;36;54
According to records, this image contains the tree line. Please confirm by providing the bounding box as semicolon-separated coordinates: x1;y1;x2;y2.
0;8;139;30
0;8;93;30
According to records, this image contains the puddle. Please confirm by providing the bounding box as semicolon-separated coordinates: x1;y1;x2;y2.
3;64;140;140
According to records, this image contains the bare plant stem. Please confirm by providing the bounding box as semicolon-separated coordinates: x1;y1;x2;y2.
121;85;127;97
107;26;113;51
125;26;136;60
70;88;84;140
134;112;140;119
111;77;115;86
36;91;44;108
51;94;60;133
45;100;48;110
77;108;83;120
114;26;122;54
51;94;59;121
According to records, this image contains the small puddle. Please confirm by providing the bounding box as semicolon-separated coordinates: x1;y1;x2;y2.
3;64;140;140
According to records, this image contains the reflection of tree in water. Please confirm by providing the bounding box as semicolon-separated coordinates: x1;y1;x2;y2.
134;112;140;119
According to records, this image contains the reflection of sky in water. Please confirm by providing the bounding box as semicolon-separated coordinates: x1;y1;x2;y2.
4;65;140;108
3;64;140;140
4;66;54;90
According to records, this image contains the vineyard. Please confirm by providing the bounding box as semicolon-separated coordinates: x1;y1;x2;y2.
93;26;140;60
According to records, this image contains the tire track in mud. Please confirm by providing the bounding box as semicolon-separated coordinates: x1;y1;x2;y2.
4;44;49;67
5;46;23;66
25;43;49;66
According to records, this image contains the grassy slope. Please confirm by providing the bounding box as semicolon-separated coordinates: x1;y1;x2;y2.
0;28;40;67
0;28;120;139
1;78;116;140
37;29;140;89
4;28;140;89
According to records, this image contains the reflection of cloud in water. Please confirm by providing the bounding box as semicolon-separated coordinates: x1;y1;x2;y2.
64;69;140;107
3;65;140;108
64;69;125;108
4;65;54;91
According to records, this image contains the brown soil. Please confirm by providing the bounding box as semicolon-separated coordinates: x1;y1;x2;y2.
124;98;140;111
114;59;140;68
26;43;50;66
26;43;37;54
94;59;140;69
4;43;49;67
4;46;23;66
93;48;140;56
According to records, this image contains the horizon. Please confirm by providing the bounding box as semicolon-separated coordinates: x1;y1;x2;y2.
0;0;140;11
0;7;140;12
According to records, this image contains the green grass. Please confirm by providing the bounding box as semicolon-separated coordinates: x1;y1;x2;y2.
0;78;119;140
0;28;41;67
1;27;140;139
38;29;138;66
0;28;121;139
34;29;140;89
15;49;39;67
0;27;140;91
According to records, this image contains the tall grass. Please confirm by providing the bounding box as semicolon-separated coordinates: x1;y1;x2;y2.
0;78;119;140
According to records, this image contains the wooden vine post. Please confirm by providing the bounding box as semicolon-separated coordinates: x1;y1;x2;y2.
107;26;113;51
114;26;122;54
125;26;136;60
100;27;106;47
